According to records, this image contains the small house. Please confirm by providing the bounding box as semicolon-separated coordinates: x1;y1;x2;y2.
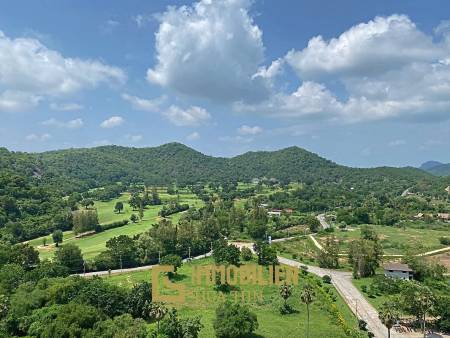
383;263;413;280
438;213;450;221
268;209;281;217
413;212;424;219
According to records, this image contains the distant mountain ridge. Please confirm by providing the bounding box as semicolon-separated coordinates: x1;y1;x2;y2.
0;142;432;194
420;160;450;176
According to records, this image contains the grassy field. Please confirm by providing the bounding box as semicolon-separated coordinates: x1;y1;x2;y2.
104;257;360;338
33;188;203;260
317;224;448;255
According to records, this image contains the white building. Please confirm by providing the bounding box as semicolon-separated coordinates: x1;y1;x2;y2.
383;263;413;280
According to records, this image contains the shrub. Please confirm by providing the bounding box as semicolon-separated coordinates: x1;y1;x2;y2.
322;275;332;284
97;220;129;232
214;301;258;338
240;247;253;261
439;237;450;245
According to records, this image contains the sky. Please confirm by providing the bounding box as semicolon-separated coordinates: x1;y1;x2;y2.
1;0;450;168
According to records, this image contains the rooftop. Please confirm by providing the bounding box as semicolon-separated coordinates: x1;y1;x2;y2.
383;263;413;272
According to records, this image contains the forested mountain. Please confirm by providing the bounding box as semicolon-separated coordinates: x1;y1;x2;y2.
17;142;432;192
420;161;450;176
0;142;446;242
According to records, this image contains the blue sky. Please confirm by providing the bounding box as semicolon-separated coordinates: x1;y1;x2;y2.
1;0;450;167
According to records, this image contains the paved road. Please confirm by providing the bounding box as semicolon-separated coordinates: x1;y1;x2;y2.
317;213;331;229
78;252;212;277
278;256;406;338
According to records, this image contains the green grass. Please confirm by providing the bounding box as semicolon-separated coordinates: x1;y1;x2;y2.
104;258;360;338
33;190;203;260
317;224;448;255
352;275;388;311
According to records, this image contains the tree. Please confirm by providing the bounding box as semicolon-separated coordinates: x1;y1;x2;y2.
52;229;63;247
318;235;340;268
72;210;99;234
160;254;183;273
213;301;258;338
54;243;84;272
130;214;138;223
305;216;320;233
138;201;144;220
379;301;400;338
212;239;241;266
127;281;152;320
279;282;293;311
159;308;202;338
400;282;435;337
106;235;137;269
348;238;383;278
80;198;94;209
114;201;124;214
129;193;142;210
301;282;315;338
240;247;253;261
150;303;167;334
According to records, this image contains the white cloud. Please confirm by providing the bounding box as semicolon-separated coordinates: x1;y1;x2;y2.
0;90;41;112
163;105;211;126
125;134;143;142
238;15;450;123
237;125;263;135
186;131;200;141
50;102;83;111
0;30;125;112
286;15;441;79
100;116;124;128
121;93;165;112
42;118;84;129
25;133;51;141
147;0;269;102
133;14;153;28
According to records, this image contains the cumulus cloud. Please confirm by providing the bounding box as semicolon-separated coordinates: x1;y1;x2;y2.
25;133;51;141
42;118;84;129
238;15;450;123
121;93;165;112
286;15;441;79
237;125;263;135
0;90;41;112
0;30;125;112
186;131;200;141
147;0;269;102
162;105;211;126
50;102;83;111
100;116;124;128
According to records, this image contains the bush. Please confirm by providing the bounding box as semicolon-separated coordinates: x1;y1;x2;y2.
240;247;253;261
99;219;129;232
439;237;450;245
214;301;258;338
322;275;332;284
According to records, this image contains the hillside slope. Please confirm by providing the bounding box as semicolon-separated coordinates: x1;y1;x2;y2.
14;142;430;193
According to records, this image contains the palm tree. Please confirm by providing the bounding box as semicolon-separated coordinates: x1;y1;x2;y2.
379;301;400;338
150;302;168;334
301;282;315;338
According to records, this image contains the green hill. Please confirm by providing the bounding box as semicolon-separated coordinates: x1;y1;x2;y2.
21;142;431;193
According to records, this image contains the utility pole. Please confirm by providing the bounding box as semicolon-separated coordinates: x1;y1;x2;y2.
158;251;161;264
188;247;191;260
83;260;86;275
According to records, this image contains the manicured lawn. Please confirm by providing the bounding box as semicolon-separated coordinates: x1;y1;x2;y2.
317;224;448;255
104;258;360;338
32;189;203;260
